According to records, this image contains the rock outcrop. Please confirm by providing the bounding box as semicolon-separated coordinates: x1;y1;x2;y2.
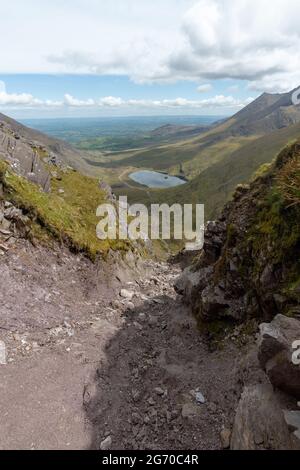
231;383;295;450
258;315;300;399
0;120;51;191
0;112;90;192
231;314;300;450
176;141;300;450
179;142;300;327
0;199;31;243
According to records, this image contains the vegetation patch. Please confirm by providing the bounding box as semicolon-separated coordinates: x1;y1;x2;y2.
0;160;130;260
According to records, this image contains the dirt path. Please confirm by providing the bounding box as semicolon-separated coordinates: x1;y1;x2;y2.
0;239;241;450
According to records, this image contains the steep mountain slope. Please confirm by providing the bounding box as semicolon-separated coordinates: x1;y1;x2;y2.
225;88;300;135
0;112;130;259
174;142;300;450
179;141;300;326
0;112;94;179
149;123;209;140
106;87;300;182
120;115;300;221
160;120;300;219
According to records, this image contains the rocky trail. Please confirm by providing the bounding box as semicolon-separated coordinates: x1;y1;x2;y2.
0;231;241;450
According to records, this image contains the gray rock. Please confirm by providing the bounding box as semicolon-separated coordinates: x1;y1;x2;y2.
148;397;155;406
258;315;300;399
231;383;294;450
220;428;231;449
100;435;112;450
181;403;200;419
195;391;206;404
174;267;202;300
120;289;134;300
284;410;300;441
131;412;142;425
0;218;11;231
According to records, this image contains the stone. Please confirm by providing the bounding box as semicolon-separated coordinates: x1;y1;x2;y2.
148;317;158;327
0;219;11;231
148;397;155;406
195;391;206;404
120;289;134;300
111;299;122;309
131;412;141;425
231;383;294;450
283;410;300;440
181;403;200;419
154;387;165;396
174;267;202;299
4;206;22;220
100;435;112;450
220;428;231;449
258;315;300;399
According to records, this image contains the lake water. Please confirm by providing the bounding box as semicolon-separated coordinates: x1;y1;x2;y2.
129;170;186;189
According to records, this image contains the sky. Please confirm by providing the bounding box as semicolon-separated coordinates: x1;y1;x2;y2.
0;0;300;118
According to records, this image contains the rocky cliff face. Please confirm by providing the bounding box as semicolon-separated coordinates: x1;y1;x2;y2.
175;141;300;450
0;119;51;191
0;112;92;193
177;142;300;328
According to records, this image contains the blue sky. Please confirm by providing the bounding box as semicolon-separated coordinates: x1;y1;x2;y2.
0;74;254;118
0;0;299;119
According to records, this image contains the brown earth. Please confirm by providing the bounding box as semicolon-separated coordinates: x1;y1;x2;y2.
0;235;242;450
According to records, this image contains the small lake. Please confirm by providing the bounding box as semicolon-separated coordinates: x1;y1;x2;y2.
129;170;186;189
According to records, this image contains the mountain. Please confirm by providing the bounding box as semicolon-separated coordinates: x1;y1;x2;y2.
224;88;300;135
0;112;92;189
106;87;300;182
180;140;300;324
175;142;300;449
150;123;209;139
0;112;129;259
111;87;300;221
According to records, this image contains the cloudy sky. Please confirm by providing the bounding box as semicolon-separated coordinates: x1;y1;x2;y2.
0;0;299;118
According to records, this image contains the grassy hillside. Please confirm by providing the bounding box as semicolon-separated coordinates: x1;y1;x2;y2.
117;121;300;220
0;160;129;259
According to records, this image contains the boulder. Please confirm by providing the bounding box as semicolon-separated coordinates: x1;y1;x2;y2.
120;289;135;300
174;267;202;300
231;383;294;450
284;410;300;442
258;315;300;399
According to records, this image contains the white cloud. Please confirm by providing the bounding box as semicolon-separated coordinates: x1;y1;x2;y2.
0;0;299;92
0;80;253;111
59;94;253;110
0;81;43;106
168;0;300;91
64;94;95;107
197;84;213;93
99;96;124;107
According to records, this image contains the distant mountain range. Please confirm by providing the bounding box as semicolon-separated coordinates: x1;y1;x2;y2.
114;87;300;219
1;86;300;223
